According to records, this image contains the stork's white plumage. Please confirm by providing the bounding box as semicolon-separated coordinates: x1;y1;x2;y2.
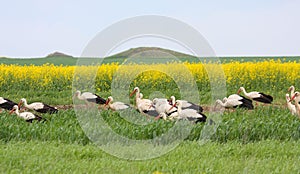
9;105;45;123
289;92;300;118
168;100;207;123
105;96;130;111
237;87;273;104
73;90;106;105
0;97;17;111
130;87;153;113
168;96;203;112
215;94;254;110
19;98;58;114
152;98;177;119
286;94;296;115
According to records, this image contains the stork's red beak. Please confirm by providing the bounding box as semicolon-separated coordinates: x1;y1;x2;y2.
129;89;137;97
289;94;297;102
148;104;154;110
237;89;241;94
17;101;22;109
9;109;15;115
154;115;161;120
168;104;176;111
105;99;109;106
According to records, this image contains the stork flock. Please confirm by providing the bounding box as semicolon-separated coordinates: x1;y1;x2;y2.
0;97;57;123
1;85;299;123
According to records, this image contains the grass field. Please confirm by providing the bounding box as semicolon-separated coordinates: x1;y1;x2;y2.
1;140;299;173
0;105;299;173
0;56;300;173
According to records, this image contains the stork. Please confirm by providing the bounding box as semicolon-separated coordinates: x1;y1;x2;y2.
9;105;46;123
130;87;153;113
288;86;300;104
73;90;106;108
0;97;17;112
105;96;130;111
168;96;203;112
237;87;273;104
289;92;300;118
138;93;158;117
286;94;296;115
168;100;207;123
152;98;177;119
18;98;58;114
215;94;254;110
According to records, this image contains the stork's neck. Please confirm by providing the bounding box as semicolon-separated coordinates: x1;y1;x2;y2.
77;93;85;100
290;87;295;96
240;87;248;95
15;107;20;116
23;100;29;107
171;97;175;105
217;100;225;107
135;89;140;100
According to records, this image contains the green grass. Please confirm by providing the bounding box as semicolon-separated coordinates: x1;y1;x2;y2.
1;96;299;173
1;106;299;144
0;140;299;173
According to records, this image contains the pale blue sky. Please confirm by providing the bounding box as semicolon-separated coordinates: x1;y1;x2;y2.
1;0;299;57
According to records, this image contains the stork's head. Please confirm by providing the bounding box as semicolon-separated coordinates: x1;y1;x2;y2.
285;94;290;102
74;90;81;96
237;87;244;94
18;98;26;108
288;86;295;92
105;96;113;105
130;87;139;97
152;98;158;105
168;96;175;105
290;92;300;102
168;100;181;111
9;105;18;114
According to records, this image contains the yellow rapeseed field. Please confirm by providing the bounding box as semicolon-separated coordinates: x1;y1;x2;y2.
0;60;299;93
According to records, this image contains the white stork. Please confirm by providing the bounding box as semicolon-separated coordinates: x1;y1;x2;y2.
215;94;254;110
0;97;17;111
167;100;207;123
286;94;296;115
73;90;106;107
105;96;130;111
289;92;300;118
237;87;273;104
138;93;158;117
288;86;300;104
18;98;58;114
168;96;204;112
152;98;177;120
9;105;46;123
130;87;153;113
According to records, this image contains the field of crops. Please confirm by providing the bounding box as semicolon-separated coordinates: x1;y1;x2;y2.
0;58;300;173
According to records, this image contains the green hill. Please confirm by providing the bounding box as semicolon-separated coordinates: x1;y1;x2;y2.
0;47;299;66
